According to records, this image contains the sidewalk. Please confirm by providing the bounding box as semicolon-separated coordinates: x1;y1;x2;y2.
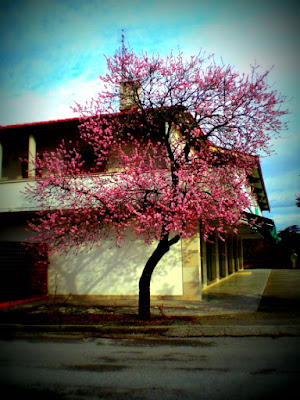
1;269;300;338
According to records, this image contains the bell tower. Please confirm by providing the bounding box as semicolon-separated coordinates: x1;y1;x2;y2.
119;30;141;111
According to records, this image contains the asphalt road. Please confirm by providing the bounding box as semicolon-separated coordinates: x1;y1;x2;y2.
1;336;300;399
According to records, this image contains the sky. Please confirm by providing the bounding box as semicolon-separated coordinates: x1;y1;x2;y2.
0;0;299;232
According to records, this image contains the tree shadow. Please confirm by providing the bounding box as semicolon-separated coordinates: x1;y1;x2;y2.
48;233;183;297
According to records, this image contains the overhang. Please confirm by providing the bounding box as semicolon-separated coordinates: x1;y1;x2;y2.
238;212;278;240
248;159;270;212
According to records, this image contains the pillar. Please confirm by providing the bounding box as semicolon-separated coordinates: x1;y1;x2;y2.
182;229;202;300
227;235;234;274
211;230;220;281
234;236;243;271
28;134;36;178
220;234;229;278
200;230;208;288
238;238;244;271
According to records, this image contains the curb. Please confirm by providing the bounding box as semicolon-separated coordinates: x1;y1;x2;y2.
166;325;300;337
1;324;300;338
0;324;170;336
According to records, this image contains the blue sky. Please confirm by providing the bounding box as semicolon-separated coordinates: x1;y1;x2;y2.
0;0;299;231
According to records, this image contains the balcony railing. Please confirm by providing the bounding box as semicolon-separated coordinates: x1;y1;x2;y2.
0;179;38;212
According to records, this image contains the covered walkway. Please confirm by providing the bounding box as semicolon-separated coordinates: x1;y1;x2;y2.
157;268;300;316
200;269;271;315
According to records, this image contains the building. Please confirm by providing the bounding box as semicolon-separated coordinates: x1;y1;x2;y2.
0;115;275;304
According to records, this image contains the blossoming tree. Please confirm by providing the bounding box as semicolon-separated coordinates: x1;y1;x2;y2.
24;45;288;319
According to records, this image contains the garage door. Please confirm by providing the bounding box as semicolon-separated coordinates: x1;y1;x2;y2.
0;242;48;302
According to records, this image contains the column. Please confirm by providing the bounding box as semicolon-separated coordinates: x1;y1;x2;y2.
220;234;229;278
28;134;36;178
233;237;238;271
200;230;208;289
211;230;220;281
234;236;243;271
238;238;244;271
227;235;234;274
182;229;202;300
224;236;229;277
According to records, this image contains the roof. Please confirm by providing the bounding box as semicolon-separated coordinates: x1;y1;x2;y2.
0;105;190;131
249;157;270;212
0;117;80;130
0;107;138;131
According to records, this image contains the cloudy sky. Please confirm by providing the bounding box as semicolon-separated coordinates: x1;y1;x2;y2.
0;0;299;231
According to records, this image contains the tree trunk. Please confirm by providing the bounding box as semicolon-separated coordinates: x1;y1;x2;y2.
138;234;180;320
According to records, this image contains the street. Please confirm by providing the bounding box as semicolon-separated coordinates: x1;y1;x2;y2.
1;336;300;399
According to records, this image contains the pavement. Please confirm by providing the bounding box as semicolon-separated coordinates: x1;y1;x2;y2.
1;268;300;338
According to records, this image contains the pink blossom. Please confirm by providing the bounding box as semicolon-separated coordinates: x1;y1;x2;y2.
23;45;288;317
